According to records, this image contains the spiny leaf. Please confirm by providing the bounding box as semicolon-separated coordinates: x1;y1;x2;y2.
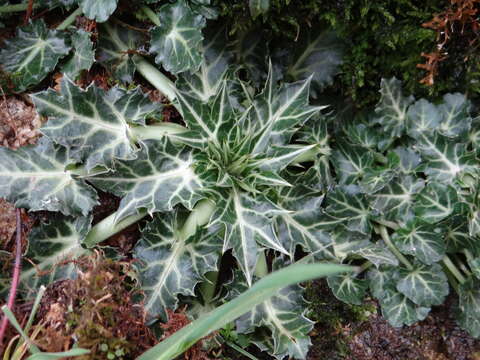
0;19;70;92
134;213;221;321
393;222;446;265
150;0;206;74
212;189;287;285
0;138;97;216
32;77;157;170
89;139;204;222
396;263;449;306
275;185;335;260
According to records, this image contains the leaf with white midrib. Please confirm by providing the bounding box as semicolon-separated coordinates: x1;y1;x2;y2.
212;189;288;285
88;139;204;222
33;77;157;170
414;182;458;224
134;213;221;321
0;138;97;216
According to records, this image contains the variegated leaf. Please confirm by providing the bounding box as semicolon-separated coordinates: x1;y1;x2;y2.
62;29;95;78
275;185;335;260
150;0;206;74
392;222;446;265
371;176;424;225
0;138;97;216
396;263;449;306
176;26;232;102
89;139;203;222
437;93;471;138
457;278;480;337
351;242;399;268
98;23;144;83
406;98;441;138
0;20;70;92
445;213;476;253
332;229;371;260
212;189;287;285
80;0;118;22
32;77;157;170
379;288;430;327
373;77;414;138
249;0;269;18
392;147;421;174
414;182;458;224
327;273;368;305
344;123;379;149
247;69;324;154
134;213;221;320
416;132;478;183
321;185;373;234
21;216;91;298
332;141;374;185
235;277;313;359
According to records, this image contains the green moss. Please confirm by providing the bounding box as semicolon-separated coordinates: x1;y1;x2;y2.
215;0;479;110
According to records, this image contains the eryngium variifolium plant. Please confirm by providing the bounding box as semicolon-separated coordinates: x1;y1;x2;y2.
0;0;479;357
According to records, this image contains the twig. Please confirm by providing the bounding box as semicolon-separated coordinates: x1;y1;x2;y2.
24;0;35;25
0;209;23;345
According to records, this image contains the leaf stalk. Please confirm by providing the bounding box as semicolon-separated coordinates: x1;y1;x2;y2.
56;7;82;30
377;225;413;270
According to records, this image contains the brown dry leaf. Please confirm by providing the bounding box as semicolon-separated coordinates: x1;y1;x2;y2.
0;96;42;149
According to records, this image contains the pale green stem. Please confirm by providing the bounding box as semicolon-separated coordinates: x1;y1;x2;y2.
442;255;466;284
453;253;472;276
357;261;373;274
133;55;177;103
254;251;269;278
441;262;460;294
226;342;259;360
464;249;475;262
141;5;161;26
56;7;82;30
374;218;400;230
377;225;413;270
130;122;187;141
179;199;216;240
83;210;148;248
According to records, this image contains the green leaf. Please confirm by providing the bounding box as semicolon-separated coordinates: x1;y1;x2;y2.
176;26;232;102
237;282;313;359
444;213;476;253
62;29;95;78
275;185;335;260
332;229;371;260
406;99;441;138
351;243;399;268
332;141;374;185
174;80;236;149
379;288;430;327
393;222;446;265
249;0;269;18
212;189;287;285
416;133;478;183
284;30;343;98
321;185;373;234
80;0;118;22
32;78;157;170
344;123;378;149
98;23;144;83
89;139;204;222
468;257;480;279
0;20;70;92
327;273;368;305
134;213;221;320
392;147;421;174
414;182;458;224
26;349;91;360
371;176;424;225
21;216;90;298
396;263;449;306
0;138;97;216
457;278;480;337
150;0;206;74
373;77;414;138
247;70;323;154
136;262;352;360
437;93;471;138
